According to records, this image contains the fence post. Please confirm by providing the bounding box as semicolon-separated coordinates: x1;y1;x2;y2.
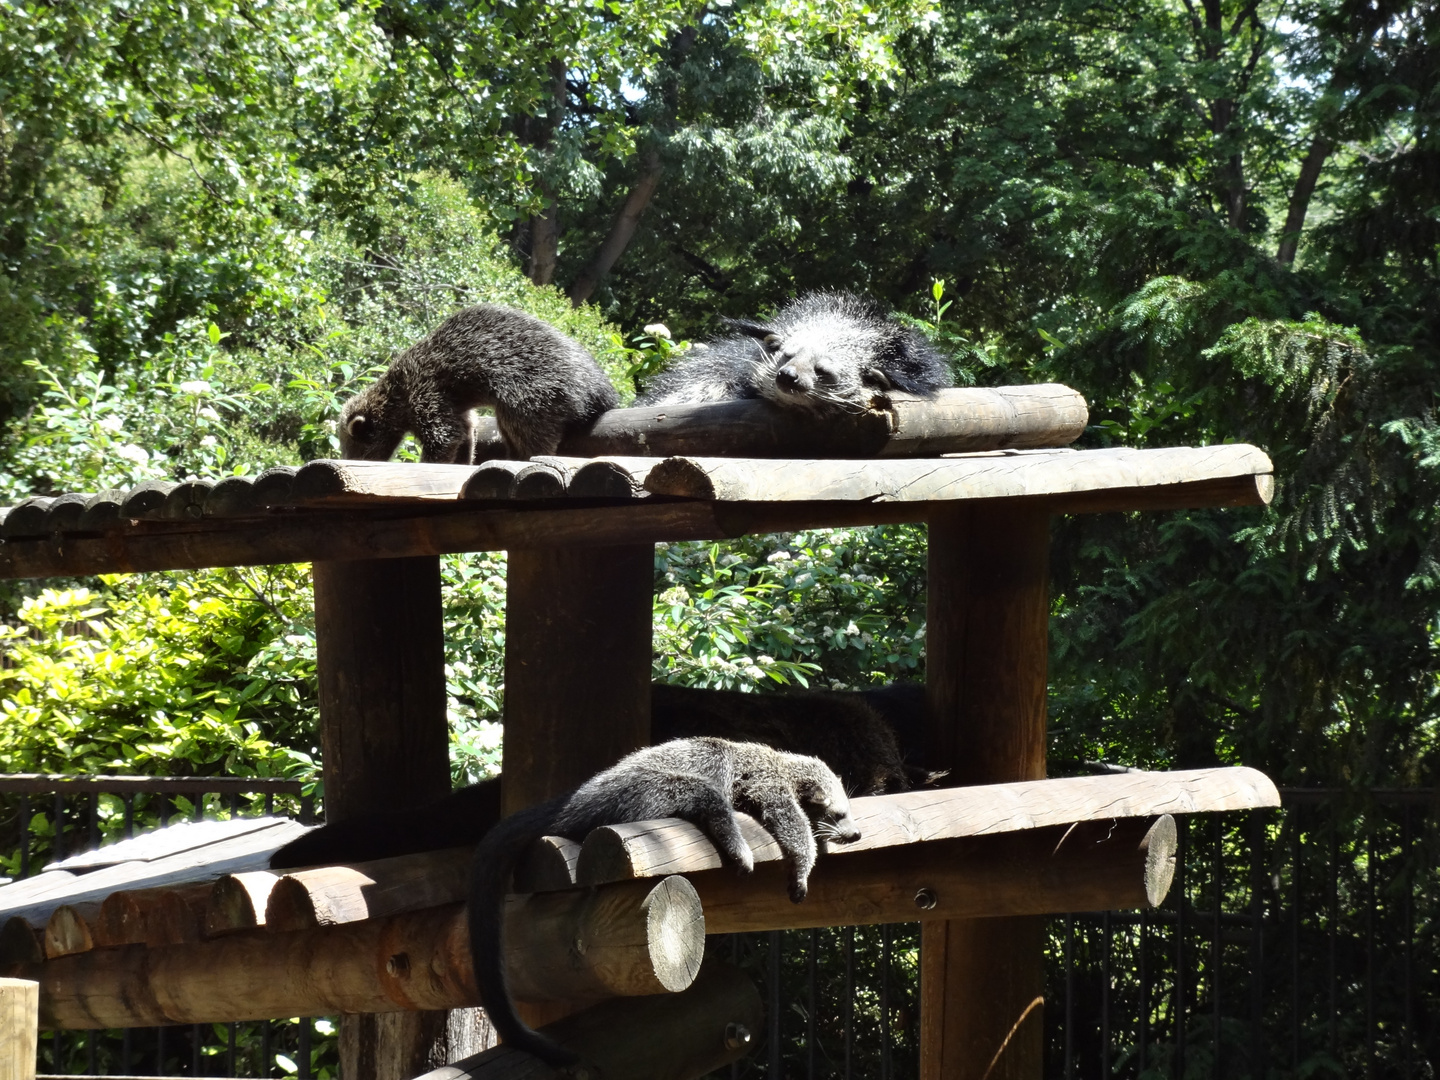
1;978;39;1080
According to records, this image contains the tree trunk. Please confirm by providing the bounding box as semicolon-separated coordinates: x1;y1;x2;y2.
568;150;664;306
1278;136;1334;264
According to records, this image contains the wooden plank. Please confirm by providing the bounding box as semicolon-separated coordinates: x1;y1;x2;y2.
204;871;279;936
415;962;762;1080
42;493;91;533
263;847;473;932
1;498;55;539
643;444;1272;502
0;502;727;580
0;872;76;909
0;820;309;927
0;775;303;795
76;490;124;530
46;816;294;872
0;978;39;1080
292;460;481;505
562;458;659;500
571;766;1276;884
121;481;176;518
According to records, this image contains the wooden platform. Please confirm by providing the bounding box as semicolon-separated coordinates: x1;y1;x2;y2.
0;767;1279;1029
0;444;1271;579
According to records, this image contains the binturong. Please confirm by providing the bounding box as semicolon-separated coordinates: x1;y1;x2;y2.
468;736;860;1066
339;304;618;462
637;290;951;412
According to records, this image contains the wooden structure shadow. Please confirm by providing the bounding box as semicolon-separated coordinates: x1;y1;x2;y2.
0;388;1281;1080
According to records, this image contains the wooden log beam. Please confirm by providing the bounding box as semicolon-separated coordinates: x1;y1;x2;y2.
571;766;1276;885
415;963;763;1080
551;385;1088;459
692;816;1176;934
16;876;702;1029
0;443;1272;580
1;978;39;1080
643;445;1271;503
922;501;1050;1080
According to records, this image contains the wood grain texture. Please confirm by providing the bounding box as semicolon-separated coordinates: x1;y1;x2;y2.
691;816;1176;933
553;385;1087;460
923;500;1049;1080
204;872;280;936
502;545;653;815
312;554;457;1076
0;501;729;579
571;767;1275;884
16;878;702;1028
263;846;474;932
412;962;763;1080
0;977;39;1080
292;460;481;504
643;444;1272;502
0;821;309;928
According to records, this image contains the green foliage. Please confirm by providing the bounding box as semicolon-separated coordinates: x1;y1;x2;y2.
653;527;928;691
0;569;318;781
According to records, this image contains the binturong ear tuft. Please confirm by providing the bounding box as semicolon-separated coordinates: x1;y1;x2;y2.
346;413;374;442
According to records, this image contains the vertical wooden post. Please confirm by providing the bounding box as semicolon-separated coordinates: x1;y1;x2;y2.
313;557;479;1077
1;978;39;1080
502;545;655;815
922;502;1050;1080
502;544;655;1033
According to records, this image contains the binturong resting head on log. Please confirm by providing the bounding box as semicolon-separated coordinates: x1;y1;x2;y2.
637;291;952;412
338;303;618;462
469;736;860;1067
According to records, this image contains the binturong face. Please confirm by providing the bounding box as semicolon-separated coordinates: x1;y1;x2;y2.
338;383;405;461
801;768;863;846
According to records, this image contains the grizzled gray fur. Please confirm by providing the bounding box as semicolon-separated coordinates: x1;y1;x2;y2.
468;737;859;1066
339;304;618;462
638;291;951;412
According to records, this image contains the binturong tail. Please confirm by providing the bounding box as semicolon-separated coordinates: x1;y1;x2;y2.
467;797;579;1066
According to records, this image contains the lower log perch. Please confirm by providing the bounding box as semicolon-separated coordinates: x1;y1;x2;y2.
15;818;1170;1028
20;877;698;1029
690;816;1175;933
413;963;762;1080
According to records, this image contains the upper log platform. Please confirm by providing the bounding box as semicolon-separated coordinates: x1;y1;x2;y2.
0;443;1272;579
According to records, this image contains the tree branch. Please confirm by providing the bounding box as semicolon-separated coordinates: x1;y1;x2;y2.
568;149;665;306
1277;136;1333;264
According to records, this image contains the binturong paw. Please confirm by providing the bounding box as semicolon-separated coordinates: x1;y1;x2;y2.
788;879;808;904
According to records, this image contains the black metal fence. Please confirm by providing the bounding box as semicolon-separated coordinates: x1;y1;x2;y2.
5;782;1437;1079
0;775;328;1079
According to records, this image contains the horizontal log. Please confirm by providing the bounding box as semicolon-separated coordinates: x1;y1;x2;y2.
263;846;474;932
0;443;1272;584
16;877;701;1028
643;444;1272;503
695;816;1175;934
98;882;213;946
574;765;1276;885
0;820;310;928
550;385;1088;460
204;872;279;936
420;962;762;1080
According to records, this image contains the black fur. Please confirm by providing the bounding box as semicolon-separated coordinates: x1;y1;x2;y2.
638;292;951;413
269;683;929;870
339;304;618;462
469;737;859;1065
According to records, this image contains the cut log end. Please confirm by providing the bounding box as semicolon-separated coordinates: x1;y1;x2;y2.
1142;814;1178;908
